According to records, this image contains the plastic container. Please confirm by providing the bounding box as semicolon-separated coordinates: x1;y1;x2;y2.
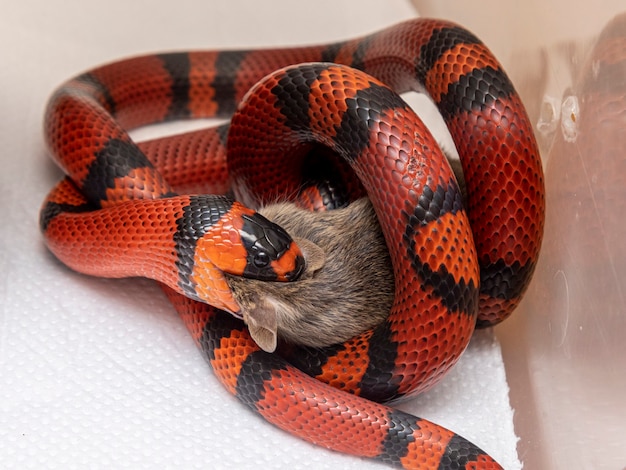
413;2;626;468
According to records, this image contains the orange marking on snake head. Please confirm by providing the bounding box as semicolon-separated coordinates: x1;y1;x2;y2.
197;202;253;273
270;241;304;282
196;226;249;276
191;213;248;313
190;265;240;314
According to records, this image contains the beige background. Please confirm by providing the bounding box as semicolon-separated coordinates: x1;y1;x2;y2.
0;1;523;469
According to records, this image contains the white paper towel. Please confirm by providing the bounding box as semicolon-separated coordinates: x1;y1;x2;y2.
0;1;522;468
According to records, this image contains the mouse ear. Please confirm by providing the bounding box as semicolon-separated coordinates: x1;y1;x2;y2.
294;238;325;275
244;298;278;353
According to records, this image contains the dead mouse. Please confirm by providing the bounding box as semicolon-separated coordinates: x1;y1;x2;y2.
225;197;394;352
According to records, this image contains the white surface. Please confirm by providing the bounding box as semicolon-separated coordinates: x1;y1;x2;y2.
0;1;521;468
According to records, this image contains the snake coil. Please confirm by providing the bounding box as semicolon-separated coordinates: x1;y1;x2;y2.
41;18;544;469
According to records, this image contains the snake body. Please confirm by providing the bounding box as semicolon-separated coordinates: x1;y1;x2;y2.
40;18;545;469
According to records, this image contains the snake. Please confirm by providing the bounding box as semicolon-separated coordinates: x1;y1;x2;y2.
40;18;545;469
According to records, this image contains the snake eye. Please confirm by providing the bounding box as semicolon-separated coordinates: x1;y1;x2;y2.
253;251;270;268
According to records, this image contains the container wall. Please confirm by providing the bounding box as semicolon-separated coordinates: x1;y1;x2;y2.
412;2;626;468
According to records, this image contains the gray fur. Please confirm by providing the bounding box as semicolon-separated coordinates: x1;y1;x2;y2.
225;198;394;352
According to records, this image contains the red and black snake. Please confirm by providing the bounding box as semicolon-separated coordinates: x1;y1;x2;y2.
40;18;544;469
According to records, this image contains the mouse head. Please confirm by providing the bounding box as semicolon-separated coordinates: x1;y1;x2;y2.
228;237;325;352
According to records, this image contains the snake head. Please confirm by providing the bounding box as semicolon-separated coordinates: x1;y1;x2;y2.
227;237;326;352
182;199;306;313
239;212;305;282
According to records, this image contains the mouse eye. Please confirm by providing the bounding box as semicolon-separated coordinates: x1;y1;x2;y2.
253;251;271;268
